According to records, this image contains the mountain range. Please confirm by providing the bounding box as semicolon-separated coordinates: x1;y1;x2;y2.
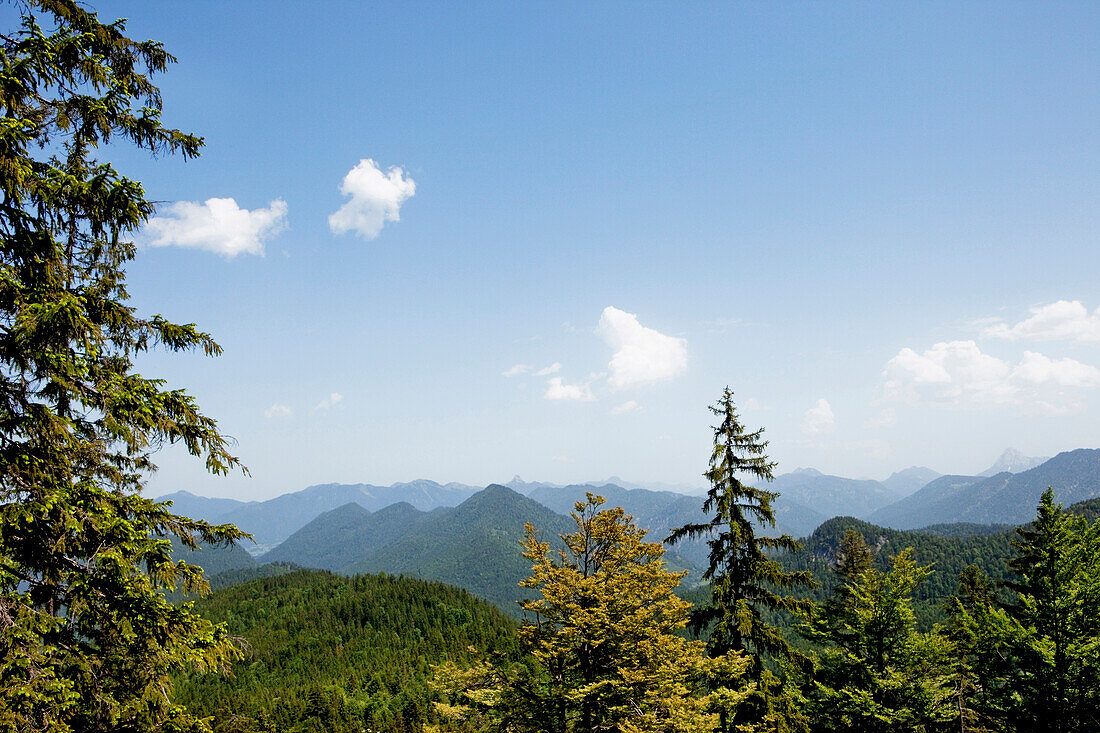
261;485;575;611
162;448;1100;614
869;448;1100;529
157;448;1069;555
158;479;480;550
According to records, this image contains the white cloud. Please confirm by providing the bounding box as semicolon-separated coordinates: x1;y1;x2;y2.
801;398;836;435
544;377;595;402
145;198;287;257
503;364;531;377
863;408;897;429
884;340;1100;414
552;455;572;463
1014;350;1100;388
611;400;641;415
984;301;1100;342
263;403;293;420
741;397;768;411
314;392;344;410
534;362;562;376
328;158;415;239
597;306;688;390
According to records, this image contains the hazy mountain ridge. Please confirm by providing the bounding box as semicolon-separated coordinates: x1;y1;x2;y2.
157;448;1090;572
174;451;1100;615
258;501;441;571
881;466;942;496
156;479;480;548
869;449;1100;529
769;470;904;521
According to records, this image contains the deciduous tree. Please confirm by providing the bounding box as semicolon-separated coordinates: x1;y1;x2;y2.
432;494;755;733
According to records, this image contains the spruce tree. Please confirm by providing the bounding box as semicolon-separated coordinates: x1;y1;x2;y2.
668;388;813;664
1001;488;1100;732
668;388;814;732
943;565;1017;733
0;2;246;730
799;534;954;733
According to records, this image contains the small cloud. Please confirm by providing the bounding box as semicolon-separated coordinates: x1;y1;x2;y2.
863;408;896;429
534;362;562;376
503;364;531;377
552;455;572;463
742;397;768;411
314;392;344;410
544;377;595;402
802;398;836;435
145;198;287;257
611;400;641;415
883;340;1100;414
328;158;416;239
983;300;1100;342
597;306;688;390
263;403;293;420
701;316;743;334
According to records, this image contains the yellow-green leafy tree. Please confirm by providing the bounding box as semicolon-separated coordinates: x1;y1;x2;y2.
431;494;755;733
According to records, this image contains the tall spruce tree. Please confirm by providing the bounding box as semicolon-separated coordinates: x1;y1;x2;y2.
668;388;813;664
0;2;245;730
668;388;814;732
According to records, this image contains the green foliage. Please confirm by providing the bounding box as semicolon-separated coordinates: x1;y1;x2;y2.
175;570;519;733
167;536;257;578
942;565;1019;732
786;516;1018;630
798;533;954;732
0;2;245;730
999;488;1100;731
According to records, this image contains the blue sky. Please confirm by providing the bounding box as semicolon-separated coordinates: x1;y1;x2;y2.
76;2;1100;500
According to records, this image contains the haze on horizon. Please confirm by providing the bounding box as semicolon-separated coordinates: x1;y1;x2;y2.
86;2;1099;501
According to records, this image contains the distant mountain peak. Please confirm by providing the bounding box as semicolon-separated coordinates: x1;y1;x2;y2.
980;449;1050;477
791;467;823;476
881;466;941;498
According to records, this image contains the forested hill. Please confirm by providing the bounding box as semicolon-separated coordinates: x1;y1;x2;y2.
338;485;576;611
787;516;1016;627
175;570;518;733
786;494;1100;629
